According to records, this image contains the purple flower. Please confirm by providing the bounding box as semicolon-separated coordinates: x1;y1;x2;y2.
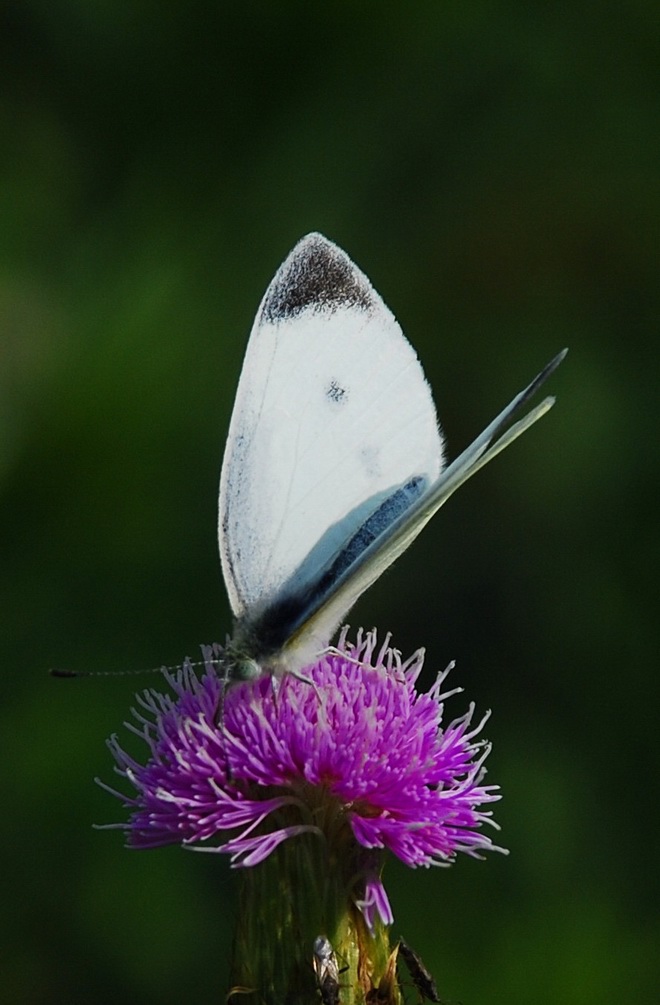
101;628;505;930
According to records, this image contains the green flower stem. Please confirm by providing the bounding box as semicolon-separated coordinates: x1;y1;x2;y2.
229;814;401;1004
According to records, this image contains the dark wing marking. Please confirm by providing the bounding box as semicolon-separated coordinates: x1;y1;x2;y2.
261;233;374;321
245;476;427;659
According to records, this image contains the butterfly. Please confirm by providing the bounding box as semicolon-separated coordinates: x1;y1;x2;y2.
219;233;565;680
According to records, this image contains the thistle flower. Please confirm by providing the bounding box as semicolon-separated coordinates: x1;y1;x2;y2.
101;629;505;1003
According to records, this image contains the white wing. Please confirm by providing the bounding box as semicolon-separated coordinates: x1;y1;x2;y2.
219;232;566;678
281;349;566;667
219;233;443;655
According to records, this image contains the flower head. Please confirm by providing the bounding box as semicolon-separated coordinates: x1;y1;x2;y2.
101;628;505;931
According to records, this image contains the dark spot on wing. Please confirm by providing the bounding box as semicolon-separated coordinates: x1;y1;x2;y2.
262;233;374;321
326;380;348;405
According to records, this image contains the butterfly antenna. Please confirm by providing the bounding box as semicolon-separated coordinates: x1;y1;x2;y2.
50;651;226;680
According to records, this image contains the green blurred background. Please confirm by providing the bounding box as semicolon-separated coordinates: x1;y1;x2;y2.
1;3;657;1003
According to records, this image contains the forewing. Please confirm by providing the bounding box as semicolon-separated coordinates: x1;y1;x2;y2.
218;233;444;621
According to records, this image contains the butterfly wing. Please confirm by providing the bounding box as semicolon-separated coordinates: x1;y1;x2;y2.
274;349;566;666
219;233;444;668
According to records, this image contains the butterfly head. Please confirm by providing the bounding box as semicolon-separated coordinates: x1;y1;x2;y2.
223;637;263;682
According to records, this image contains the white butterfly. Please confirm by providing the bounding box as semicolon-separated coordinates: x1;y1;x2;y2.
219;233;565;681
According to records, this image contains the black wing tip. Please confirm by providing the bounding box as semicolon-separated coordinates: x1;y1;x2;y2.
545;346;569;375
261;232;374;322
535;346;568;385
519;346;568;408
296;231;333;250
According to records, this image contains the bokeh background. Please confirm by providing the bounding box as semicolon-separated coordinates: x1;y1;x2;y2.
1;3;658;1003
